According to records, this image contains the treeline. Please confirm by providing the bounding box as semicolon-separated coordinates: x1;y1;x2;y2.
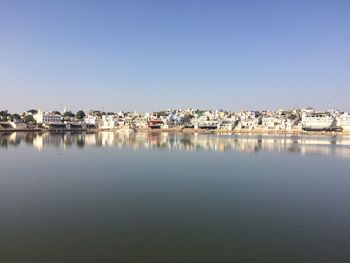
0;110;22;122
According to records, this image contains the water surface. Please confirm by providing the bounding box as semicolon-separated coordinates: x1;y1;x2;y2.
1;132;350;262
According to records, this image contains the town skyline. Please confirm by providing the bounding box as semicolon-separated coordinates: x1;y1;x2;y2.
1;105;350;134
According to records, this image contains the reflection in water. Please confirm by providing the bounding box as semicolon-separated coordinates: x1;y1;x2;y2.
1;131;350;158
1;131;350;263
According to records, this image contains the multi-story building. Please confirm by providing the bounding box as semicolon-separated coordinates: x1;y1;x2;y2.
337;114;350;131
33;110;63;124
84;115;102;126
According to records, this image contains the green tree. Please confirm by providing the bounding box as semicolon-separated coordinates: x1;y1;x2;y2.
183;113;192;123
10;114;21;121
0;110;8;121
63;111;75;117
76;110;86;119
24;115;35;124
96;111;106;117
157;111;168;117
195;110;205;116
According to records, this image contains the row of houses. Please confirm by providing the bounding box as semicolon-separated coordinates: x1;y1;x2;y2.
79;108;350;132
2;107;350;132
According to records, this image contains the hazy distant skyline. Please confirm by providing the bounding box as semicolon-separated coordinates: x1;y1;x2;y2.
1;0;349;113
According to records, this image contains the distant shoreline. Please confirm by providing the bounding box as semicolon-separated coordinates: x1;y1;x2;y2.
1;127;350;137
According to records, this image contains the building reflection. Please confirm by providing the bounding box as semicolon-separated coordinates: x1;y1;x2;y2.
1;131;350;159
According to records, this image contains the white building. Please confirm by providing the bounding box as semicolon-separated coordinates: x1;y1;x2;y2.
261;117;276;129
218;120;235;130
33;110;63;124
237;118;260;130
100;115;118;129
301;113;336;130
84;115;102;126
337;114;350;131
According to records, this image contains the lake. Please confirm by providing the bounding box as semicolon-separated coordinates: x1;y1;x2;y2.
1;131;350;262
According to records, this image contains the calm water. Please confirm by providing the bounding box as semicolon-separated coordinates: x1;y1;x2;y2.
1;131;350;263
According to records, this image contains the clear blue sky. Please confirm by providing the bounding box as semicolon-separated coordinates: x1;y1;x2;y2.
1;0;349;113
